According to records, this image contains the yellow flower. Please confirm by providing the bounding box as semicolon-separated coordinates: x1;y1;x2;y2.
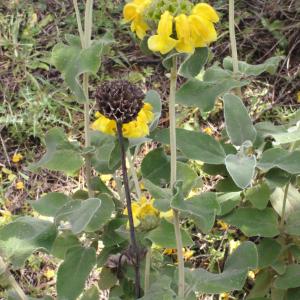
217;220;229;231
16;181;24;190
203;126;213;135
0;208;12;224
163;248;176;255
12;153;23;163
175;14;194;53
123;0;151;39
148;11;177;54
123;196;159;228
189;14;217;47
44;268;55;280
192;3;220;23
220;293;230;300
91;103;153;139
183;248;194;260
297;91;300;103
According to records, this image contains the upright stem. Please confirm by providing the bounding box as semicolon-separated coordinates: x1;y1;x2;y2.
169;56;185;298
144;248;151;295
0;256;27;300
229;0;241;96
72;0;94;197
127;151;142;200
116;122;141;298
279;142;296;229
280;183;290;229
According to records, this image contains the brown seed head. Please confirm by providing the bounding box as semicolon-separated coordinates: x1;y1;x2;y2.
95;80;144;124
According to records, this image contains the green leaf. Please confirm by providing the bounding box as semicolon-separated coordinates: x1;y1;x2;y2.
285;210;300;236
29;192;71;217
225;153;256;189
171;191;220;233
223;93;257;146
80;286;99;300
270;185;300;218
272;126;300;144
85;194;115;232
247;270;273;299
55;198;101;234
287;288;300;300
245;182;271;210
140;275;176;300
216;192;241;216
185;242;257;293
223;208;279;237
30;128;84;175
141;148;170;185
258;148;300;174
176;66;249;113
178;47;208;78
162;52;184;70
52;35;112;103
257;238;282;268
51;231;81;260
274;264;300;289
0;217;57;268
144;90;162;132
177;162;202;196
146;219;193;248
90;131;120;174
57;246;96;300
98;267;118;290
143;179;172;212
153;128;226;164
223;56;283;76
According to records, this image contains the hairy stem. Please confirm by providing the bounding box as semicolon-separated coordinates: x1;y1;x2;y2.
229;0;241;96
280;142;296;229
0;256;28;300
280;183;290;229
116;122;141;298
144;248;151;295
127;150;142;200
169;56;185;298
72;0;94;196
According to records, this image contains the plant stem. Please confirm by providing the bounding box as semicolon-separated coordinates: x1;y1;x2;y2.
228;0;241;96
144;248;151;295
169;56;185;298
72;0;94;197
0;256;27;300
279;142;296;229
280;182;290;229
127;151;142;200
116;122;141;298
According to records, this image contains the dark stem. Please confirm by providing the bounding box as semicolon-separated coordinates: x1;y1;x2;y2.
116;121;141;298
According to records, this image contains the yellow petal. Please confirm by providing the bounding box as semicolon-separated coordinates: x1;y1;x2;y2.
192;3;219;23
12;153;23;163
148;35;177;55
175;14;194;53
123;3;138;22
157;11;174;37
131;15;149;39
189;15;217;45
91;115;116;136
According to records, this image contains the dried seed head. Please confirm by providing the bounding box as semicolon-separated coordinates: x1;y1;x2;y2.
95;80;144;124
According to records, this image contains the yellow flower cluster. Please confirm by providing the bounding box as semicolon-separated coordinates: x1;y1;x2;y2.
123;1;219;54
91;103;153;139
123;0;151;39
124;196;159;228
